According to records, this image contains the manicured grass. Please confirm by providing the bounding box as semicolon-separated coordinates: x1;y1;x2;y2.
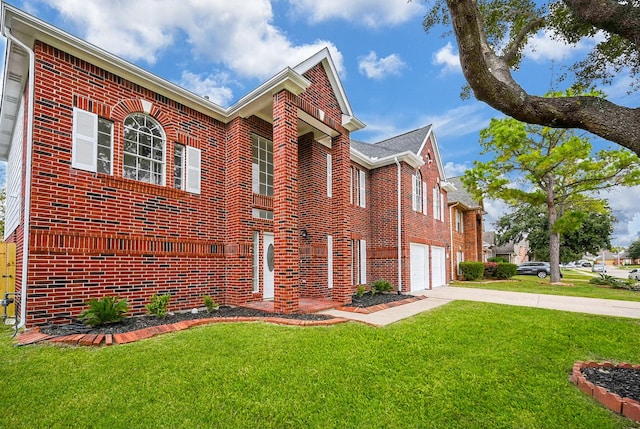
1;302;639;428
456;274;640;302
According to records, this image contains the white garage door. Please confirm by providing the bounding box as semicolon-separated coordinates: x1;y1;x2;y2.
410;243;429;292
431;246;446;288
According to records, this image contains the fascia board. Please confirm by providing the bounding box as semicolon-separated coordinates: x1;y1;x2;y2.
350;148;424;170
227;68;311;118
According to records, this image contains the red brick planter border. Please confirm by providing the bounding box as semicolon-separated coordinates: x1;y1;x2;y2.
16;316;350;347
571;360;640;423
335;295;427;314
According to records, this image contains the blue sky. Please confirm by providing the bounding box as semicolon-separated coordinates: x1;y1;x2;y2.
3;0;640;246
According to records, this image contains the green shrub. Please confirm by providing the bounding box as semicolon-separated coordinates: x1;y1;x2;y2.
590;275;640;291
483;262;499;278
355;284;366;297
203;295;219;312
146;294;171;318
488;256;508;263
460;262;484;281
79;296;129;327
495;263;518;279
371;279;393;295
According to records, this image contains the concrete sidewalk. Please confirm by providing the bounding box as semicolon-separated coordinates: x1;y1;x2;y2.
321;286;640;326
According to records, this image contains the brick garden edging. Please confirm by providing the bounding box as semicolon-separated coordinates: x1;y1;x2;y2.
16;316;350;347
335;295;427;314
571;361;640;423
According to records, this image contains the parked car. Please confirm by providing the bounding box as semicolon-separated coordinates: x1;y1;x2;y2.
517;262;552;278
581;262;592;267
592;264;607;273
629;269;640;281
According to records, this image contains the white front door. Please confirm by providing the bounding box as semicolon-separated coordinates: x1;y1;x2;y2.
263;233;274;299
410;243;429;292
431;246;446;288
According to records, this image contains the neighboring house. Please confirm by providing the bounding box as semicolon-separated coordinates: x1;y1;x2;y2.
483;232;529;264
0;4;456;327
446;176;484;280
594;250;633;266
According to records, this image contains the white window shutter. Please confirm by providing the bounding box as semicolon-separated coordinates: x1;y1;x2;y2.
441;192;445;222
359;170;366;208
433;188;438;219
327;235;333;288
411;176;417;211
422;182;427;215
360;240;367;284
185;146;201;194
72;108;98;172
327;154;332;198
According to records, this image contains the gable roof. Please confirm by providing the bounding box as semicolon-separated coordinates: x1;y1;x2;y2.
447;176;482;210
350;125;453;190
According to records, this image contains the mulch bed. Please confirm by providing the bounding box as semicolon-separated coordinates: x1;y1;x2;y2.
40;292;411;337
343;291;414;308
582;366;640;403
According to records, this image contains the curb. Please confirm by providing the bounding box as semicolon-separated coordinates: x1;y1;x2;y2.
16;316;350;347
571;360;640;422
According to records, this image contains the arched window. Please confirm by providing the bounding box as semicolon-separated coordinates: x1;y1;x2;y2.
123;113;165;185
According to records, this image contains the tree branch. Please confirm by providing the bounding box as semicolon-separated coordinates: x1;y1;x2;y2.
446;0;640;155
501;14;545;64
563;0;640;46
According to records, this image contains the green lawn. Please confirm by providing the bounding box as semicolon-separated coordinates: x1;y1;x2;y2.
1;302;639;428
454;272;640;302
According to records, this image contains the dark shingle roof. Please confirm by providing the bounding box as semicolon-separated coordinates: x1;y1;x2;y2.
351;125;432;159
447;176;481;209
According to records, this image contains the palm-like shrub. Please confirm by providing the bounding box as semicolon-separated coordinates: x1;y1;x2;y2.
79;296;129;327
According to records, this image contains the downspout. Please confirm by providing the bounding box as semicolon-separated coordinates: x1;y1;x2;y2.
3;24;36;330
394;157;402;293
449;202;460;284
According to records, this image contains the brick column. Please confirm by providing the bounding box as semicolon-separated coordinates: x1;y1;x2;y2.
272;90;300;313
331;132;352;304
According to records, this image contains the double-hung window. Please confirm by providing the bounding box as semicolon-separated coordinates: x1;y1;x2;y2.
412;171;427;213
252;135;273;196
174;143;202;194
72;107;113;174
455;209;464;232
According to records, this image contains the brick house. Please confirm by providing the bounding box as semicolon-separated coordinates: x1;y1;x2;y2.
446;176;484;280
0;4;455;327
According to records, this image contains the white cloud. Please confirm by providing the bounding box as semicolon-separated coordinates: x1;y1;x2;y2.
358;52;406;80
421;104;490;139
601;185;640;247
178;72;234;107
443;162;469;178
483;198;510;230
287;0;424;27
41;0;344;79
433;42;461;75
523;29;604;62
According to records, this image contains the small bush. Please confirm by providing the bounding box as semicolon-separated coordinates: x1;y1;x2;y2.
495;263;518;279
488;256;508;263
79;296;128;327
203;295;219;312
590;275;640;291
483;262;499;278
355;284;366;297
459;261;484;281
371;279;393;295
146;294;171;318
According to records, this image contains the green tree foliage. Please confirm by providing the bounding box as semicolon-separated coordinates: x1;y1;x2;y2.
495;205;614;263
463;111;640;282
0;188;4;238
421;0;640;155
629;238;640;260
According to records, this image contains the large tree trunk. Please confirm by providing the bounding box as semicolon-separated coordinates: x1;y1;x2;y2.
546;179;562;283
445;0;640;155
